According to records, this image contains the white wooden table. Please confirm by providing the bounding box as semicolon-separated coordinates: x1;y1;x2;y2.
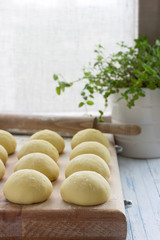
119;156;160;240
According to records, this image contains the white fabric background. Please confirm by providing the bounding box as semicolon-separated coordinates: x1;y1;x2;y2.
0;0;138;115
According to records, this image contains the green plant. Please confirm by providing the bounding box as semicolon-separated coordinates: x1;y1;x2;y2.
53;36;160;120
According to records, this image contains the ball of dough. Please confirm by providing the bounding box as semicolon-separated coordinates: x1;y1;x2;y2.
0;130;16;154
65;154;110;180
17;140;59;162
0;145;8;164
30;129;65;154
0;159;5;180
3;169;53;204
14;153;59;181
70;141;111;164
71;128;110;149
60;171;111;206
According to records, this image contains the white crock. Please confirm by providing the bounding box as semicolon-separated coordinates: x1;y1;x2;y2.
109;89;160;158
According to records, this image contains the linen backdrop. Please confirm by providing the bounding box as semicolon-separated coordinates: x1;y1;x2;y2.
0;0;137;115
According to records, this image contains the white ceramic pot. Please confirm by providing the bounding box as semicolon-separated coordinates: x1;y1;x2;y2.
109;89;160;158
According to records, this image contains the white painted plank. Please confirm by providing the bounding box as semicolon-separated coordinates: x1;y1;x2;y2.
120;157;160;240
130;159;160;240
146;159;160;230
119;157;148;240
133;162;160;240
147;159;160;196
124;210;134;240
119;156;160;240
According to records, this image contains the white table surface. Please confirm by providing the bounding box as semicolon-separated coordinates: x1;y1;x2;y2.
119;155;160;240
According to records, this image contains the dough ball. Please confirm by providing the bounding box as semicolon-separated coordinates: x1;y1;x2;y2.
0;130;17;154
70;141;111;164
14;153;59;181
17;140;59;162
3;169;53;204
30;129;65;154
0;159;5;180
71;128;109;149
60;171;111;206
0;145;8;164
65;154;110;180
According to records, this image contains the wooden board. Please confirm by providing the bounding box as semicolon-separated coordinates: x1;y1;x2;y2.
0;135;127;240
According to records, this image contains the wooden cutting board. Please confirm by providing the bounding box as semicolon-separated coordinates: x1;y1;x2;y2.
0;135;127;240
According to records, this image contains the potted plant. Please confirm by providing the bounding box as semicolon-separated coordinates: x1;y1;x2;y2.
53;36;160;158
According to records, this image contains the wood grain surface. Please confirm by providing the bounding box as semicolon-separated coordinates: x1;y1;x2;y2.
119;156;160;240
0;135;127;240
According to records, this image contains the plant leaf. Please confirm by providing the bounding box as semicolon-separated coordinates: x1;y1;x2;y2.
143;63;157;75
99;110;103;115
87;100;94;105
53;74;58;80
78;102;85;108
116;97;123;102
56;87;61;95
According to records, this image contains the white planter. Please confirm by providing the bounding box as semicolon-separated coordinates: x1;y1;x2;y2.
109;89;160;158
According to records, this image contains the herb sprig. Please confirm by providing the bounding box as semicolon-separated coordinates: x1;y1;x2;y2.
53;36;160;121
